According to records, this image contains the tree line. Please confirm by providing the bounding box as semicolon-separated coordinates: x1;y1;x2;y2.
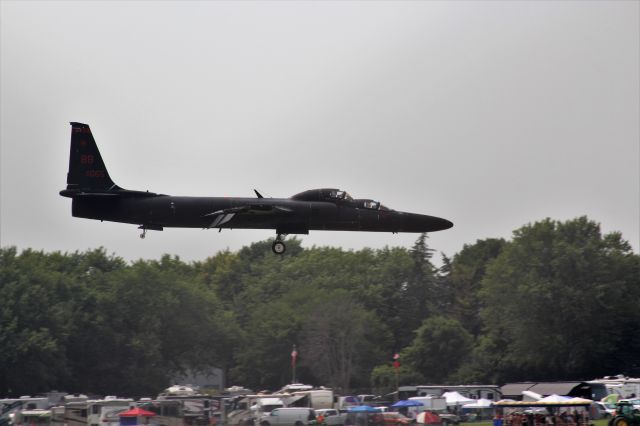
1;216;638;398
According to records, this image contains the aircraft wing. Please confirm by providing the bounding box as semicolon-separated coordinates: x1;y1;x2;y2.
202;204;293;228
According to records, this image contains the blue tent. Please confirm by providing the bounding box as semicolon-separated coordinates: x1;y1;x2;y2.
348;406;381;413
392;400;424;408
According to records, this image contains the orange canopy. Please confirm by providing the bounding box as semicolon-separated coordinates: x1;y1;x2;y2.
119;408;157;417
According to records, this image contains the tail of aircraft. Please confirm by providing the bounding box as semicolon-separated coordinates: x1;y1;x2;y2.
62;122;122;194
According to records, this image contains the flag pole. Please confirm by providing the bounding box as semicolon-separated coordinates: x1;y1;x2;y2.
393;353;400;397
291;344;298;383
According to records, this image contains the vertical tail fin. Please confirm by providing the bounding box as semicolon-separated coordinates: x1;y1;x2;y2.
64;122;121;193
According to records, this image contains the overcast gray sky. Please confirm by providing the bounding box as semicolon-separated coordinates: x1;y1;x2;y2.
1;1;638;262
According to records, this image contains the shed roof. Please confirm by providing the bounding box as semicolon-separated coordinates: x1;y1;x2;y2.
528;382;584;396
500;383;536;397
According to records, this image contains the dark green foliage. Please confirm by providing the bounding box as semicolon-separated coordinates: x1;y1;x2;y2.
475;217;640;381
446;239;506;336
403;316;473;383
0;216;638;396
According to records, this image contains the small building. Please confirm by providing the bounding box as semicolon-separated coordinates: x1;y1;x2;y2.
398;385;501;401
500;382;608;401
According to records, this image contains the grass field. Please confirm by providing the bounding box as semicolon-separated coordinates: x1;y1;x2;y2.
460;419;610;426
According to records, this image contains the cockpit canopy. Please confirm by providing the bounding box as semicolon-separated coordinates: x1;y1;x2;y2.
359;199;391;211
291;188;351;202
328;189;353;201
290;188;391;210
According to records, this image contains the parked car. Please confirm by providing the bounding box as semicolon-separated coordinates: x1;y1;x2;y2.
382;412;411;426
595;402;616;418
315;409;345;426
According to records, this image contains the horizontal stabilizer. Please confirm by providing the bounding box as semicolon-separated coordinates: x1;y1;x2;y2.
60;189;161;198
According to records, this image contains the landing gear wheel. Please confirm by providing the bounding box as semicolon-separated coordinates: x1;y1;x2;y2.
272;240;286;255
140;228;146;239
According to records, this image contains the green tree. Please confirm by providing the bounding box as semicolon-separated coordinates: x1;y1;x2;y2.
478;217;640;381
447;238;505;336
0;247;126;394
370;364;424;395
403;316;473;383
300;291;391;392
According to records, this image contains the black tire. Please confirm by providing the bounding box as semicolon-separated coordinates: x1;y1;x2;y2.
261;422;271;426
295;422;304;426
272;241;286;254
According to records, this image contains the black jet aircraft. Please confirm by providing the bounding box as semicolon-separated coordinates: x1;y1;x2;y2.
60;122;453;254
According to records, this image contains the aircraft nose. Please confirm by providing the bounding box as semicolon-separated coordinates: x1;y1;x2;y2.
401;213;453;233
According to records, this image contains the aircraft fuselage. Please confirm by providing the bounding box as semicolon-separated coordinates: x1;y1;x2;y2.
70;195;450;235
60;122;453;253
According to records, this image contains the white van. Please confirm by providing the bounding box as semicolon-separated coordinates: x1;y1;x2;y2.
257;407;316;426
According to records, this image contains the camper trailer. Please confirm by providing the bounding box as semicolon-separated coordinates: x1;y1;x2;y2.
87;397;135;426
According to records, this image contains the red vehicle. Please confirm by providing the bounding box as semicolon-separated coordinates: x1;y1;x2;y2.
382;412;412;426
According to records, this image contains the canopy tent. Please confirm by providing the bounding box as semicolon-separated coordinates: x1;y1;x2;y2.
494;399;592;407
494;398;594;426
19;411;52;418
392;400;424;408
416;411;441;425
119;408;156;426
567;398;594;404
119;408;157;417
442;392;474;406
537;395;571;403
463;398;494;408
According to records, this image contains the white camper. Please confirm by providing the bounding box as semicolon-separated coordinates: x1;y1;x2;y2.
87;397;135;426
285;391;333;410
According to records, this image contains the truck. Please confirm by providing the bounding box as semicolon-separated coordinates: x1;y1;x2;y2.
256;407;316;426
